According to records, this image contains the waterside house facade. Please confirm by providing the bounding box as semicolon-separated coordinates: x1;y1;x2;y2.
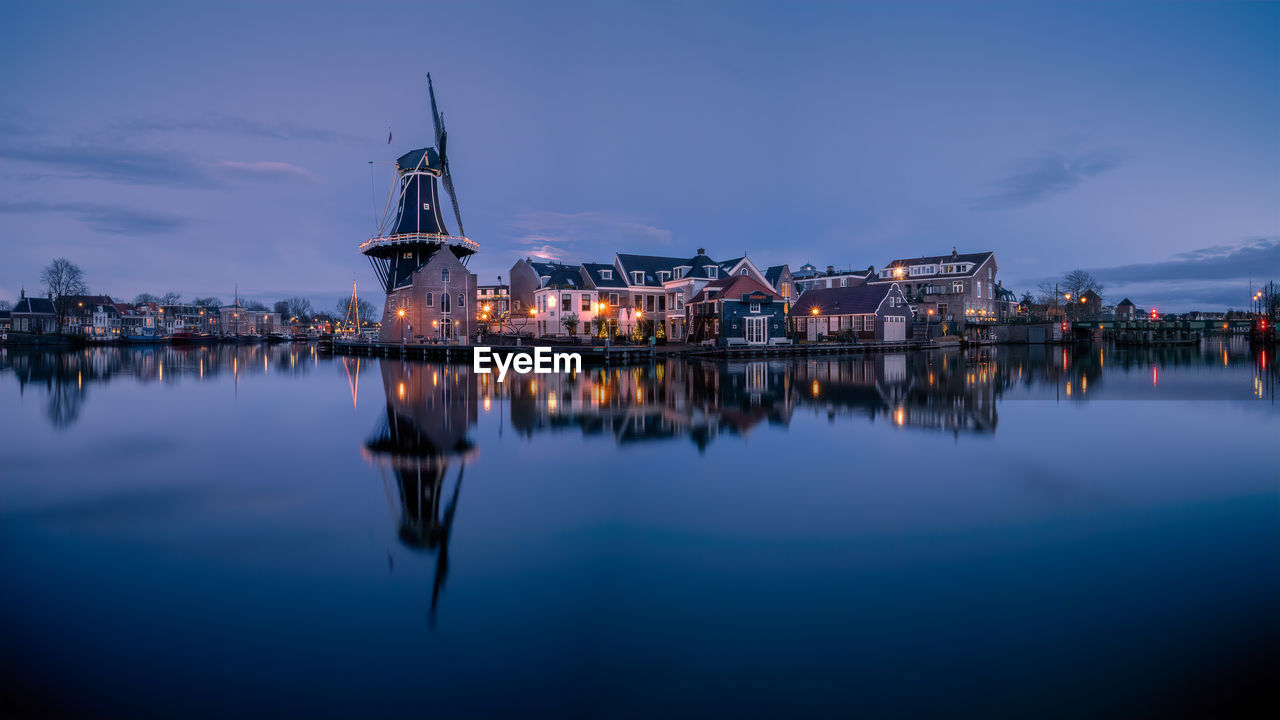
791;283;913;342
686;276;789;346
510;250;785;341
10;293;57;334
868;249;998;323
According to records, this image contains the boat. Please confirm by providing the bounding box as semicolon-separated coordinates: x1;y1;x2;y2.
123;334;165;344
168;331;195;345
229;334;260;345
266;331;292;343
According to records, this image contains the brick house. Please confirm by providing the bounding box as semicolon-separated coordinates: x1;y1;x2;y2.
869;248;998;324
381;249;476;343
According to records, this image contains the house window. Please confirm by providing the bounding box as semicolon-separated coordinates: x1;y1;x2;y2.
988;267;993;279
582;295;591;311
562;294;572;311
706;266;718;279
609;293;619;306
781;282;790;298
646;295;655;312
863;315;875;331
839;278;847;288
600;269;612;280
635;295;643;309
674;292;684;310
631;271;644;285
750;302;760;313
740;268;747;276
425;292;433;307
953;281;964;293
976;283;982;299
442;268;450;282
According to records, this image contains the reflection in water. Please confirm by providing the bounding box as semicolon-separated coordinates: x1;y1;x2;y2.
364;360;476;627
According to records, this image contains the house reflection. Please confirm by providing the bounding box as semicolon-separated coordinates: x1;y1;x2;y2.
363;360;476;627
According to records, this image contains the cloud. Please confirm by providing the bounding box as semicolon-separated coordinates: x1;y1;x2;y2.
211;160;312;181
505;211;674;260
1089;237;1279;284
0;199;188;235
1018;237;1279;311
108;115;364;145
0;142;213;187
974;147;1127;210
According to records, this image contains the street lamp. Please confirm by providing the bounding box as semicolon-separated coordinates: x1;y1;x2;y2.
397;307;407;343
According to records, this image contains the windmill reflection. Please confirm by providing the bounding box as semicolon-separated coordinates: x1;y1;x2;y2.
363;360;477;627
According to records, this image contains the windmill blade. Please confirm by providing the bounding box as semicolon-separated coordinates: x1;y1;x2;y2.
427;73;444;149
442;168;465;238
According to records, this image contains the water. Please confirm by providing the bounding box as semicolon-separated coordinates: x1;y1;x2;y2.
2;340;1277;719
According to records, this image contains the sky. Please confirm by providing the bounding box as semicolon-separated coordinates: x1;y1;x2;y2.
1;0;1276;313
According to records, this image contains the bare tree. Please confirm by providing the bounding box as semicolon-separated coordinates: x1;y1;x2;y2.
244;300;267;311
1062;270;1103;302
134;292;160;304
41;257;88;332
278;297;313;320
1035;282;1058;305
0;300;10;311
160;292;182;305
192;296;222;307
336;296;377;327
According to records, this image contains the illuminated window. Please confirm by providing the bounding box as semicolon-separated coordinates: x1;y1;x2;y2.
750;302;761;313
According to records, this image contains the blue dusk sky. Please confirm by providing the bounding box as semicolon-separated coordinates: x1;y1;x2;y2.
1;0;1276;312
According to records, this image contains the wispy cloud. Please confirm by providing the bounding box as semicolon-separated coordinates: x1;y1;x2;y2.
0;199;189;235
974;147;1127;210
107;115;364;145
211;160;312;181
0;143;214;187
1089;237;1278;284
506;211;674;260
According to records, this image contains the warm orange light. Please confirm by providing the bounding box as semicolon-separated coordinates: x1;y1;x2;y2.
810;307;819;316
529;307;537;316
636;310;644;319
397;308;406;317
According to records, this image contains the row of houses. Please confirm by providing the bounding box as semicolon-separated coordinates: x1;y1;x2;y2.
0;290;282;338
504;246;1002;346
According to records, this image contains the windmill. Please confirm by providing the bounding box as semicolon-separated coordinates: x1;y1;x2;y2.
361;73;476;294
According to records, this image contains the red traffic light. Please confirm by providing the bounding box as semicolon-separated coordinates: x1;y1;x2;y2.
1060;321;1068;333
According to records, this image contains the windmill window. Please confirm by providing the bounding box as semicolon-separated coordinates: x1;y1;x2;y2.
403;252;413;259
442;269;450;283
458;293;465;308
425;293;433;307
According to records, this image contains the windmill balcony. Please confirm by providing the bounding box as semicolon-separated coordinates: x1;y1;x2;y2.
360;233;478;255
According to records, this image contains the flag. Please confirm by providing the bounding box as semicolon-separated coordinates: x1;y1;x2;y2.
387;127;392;144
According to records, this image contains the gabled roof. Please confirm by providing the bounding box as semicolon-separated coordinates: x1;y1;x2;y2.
764;265;787;287
688;276;782;304
530;262;584;289
1117;298;1135;307
790;284;899;317
615;253;689;286
582;262;627;288
13;297;56;314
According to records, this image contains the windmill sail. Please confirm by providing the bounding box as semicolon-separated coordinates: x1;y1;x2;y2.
429;74;466;237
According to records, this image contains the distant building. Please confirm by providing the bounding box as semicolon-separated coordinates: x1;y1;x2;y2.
1115;298;1138;321
219;301;280;336
10;292;57;333
790;283;913;342
1077;289;1104;318
475;281;509;332
686;275;788;346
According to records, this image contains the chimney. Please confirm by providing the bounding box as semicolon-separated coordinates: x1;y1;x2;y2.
951;247;958;259
827;265;834;275
697;248;705;256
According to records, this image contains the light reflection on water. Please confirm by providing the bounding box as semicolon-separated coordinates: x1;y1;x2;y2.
0;339;1277;719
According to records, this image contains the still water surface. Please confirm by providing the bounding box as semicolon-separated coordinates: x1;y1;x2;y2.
2;341;1277;718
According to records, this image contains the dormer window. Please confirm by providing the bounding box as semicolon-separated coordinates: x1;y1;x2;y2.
706;266;718;279
657;271;670;282
674;267;685;279
600;269;612;280
540;276;549;288
631;271;644;285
